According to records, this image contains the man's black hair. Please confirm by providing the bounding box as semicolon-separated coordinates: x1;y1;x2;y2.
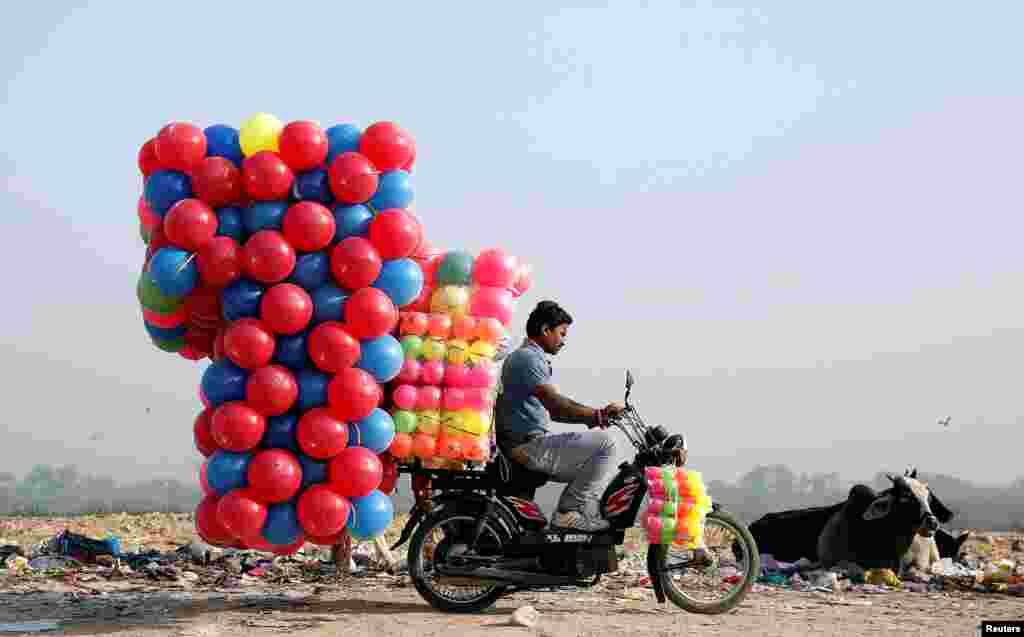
526;300;573;338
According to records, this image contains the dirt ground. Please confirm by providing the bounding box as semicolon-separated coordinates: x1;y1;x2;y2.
1;580;1022;637
2;514;1022;636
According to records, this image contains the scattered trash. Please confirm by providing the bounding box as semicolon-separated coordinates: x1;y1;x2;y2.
27;556;81;571
511;605;539;629
864;568;901;588
36;530;120;564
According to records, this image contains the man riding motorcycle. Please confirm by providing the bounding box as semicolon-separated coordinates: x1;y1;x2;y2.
494;300;626;532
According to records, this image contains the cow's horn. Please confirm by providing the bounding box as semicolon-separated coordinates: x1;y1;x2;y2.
886;473;897;483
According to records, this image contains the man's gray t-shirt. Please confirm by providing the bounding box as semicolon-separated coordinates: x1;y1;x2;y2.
495;340;551;445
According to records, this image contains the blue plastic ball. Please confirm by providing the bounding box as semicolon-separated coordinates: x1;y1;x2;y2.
326;124;362;165
244;201;288;234
148;248;197;298
349;490;394;540
332;204;373;242
144;170;192;216
350;408;396;454
200;359;249;407
288;252;331;290
310;284;350;324
369;170;414;210
356;334;404;383
295;368;330;411
143;320;186;342
262;502;303;546
204;124;244;167
206;451;251;496
372;258;424;308
261;413;300;452
291;168;334;205
297;454;328;489
221;279;265;321
215;207;246;242
273;330;310;370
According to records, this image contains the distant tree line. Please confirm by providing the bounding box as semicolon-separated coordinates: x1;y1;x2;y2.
1;463;1021;530
0;465;200;515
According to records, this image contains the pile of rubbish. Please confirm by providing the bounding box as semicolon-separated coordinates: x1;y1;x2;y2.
756;553;1024;596
0;528;403;592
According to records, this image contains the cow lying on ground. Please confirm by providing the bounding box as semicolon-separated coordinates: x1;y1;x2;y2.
747;468;960;573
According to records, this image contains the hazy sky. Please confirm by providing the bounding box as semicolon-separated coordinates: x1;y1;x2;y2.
3;2;1024;488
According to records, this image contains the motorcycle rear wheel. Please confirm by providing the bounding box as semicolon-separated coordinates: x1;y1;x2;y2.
408;510;509;613
649;509;760;614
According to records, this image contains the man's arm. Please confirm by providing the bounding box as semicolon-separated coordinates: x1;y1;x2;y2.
534;383;598;426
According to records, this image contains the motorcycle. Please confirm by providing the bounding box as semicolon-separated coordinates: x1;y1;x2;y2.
392;370;760;614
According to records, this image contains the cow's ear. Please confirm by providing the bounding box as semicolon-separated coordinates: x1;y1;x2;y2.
929;492;954;524
862;494;894;521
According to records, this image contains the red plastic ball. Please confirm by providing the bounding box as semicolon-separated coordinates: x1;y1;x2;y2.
199;463;214;496
297;407;349;460
278;121;329;172
388;433;413;460
307;321;361;373
260;283;313;335
184;285;224;328
271;535;306;556
223;318;276;369
243;230;296;284
143;305;186;329
471;248;519;289
402;141;416;172
243;151;294;201
155;122;207;172
327;367;381;422
216;489;268;541
192;157;242;207
210;401;267;452
330;237;382;290
164;199;218;251
297;485;351;538
345;287;398;340
328;152;378;204
245;365;298;417
283;202;335;252
378;454;399;495
197;237;242;288
247;449;303;503
368;208;422;260
196;495;236;546
194;408;219;457
359;122;415;172
184;327;216;358
307;531;345;546
138;138;162;177
327;447;383;498
138;196;161;232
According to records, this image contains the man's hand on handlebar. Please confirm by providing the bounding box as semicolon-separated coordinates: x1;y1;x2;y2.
589;402;626;429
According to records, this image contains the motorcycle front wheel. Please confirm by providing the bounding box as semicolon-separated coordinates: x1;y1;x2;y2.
648;509;760;614
408;509;509;613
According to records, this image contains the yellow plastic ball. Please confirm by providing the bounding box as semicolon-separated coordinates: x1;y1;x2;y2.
239;112;283;157
420;337;447;362
469;340;497;364
447;339;470;365
430;285;470;317
416;410;441;436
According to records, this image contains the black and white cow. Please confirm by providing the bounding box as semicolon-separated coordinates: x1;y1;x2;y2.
747;468;958;571
817;469;954;570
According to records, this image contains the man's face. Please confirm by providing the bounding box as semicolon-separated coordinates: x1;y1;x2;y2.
539;323;569;356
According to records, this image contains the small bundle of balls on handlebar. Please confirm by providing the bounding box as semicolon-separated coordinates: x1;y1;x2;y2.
643;466;713;548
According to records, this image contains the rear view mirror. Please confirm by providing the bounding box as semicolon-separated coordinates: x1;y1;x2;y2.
625;370;634;391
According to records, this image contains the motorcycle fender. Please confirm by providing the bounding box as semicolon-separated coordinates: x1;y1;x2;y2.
646;544;667;604
431;493;518;542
